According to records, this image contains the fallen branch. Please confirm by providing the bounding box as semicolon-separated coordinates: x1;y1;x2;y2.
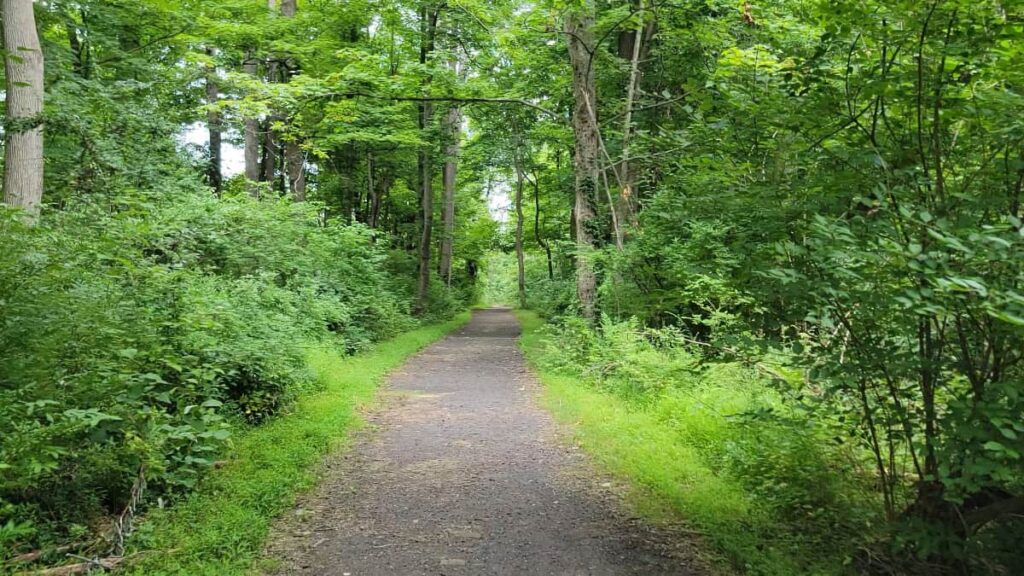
963;495;1024;529
6;545;79;566
17;556;122;576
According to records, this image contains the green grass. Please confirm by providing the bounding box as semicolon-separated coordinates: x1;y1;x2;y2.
515;310;829;576
125;312;470;575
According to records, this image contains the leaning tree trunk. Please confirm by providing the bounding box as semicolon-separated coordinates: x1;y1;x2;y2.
566;2;600;321
616;2;645;229
439;105;461;286
2;0;45;221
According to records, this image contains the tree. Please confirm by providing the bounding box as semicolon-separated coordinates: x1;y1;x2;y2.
2;0;45;220
262;0;282;191
280;0;305;200
243;51;261;195
512;117;527;308
565;1;599;320
205;48;222;194
414;1;441;313
438;101;461;285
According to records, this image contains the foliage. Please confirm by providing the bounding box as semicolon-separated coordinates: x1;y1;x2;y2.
4;0;1024;571
517;311;880;575
0;193;418;557
123;314;469;575
499;0;1024;571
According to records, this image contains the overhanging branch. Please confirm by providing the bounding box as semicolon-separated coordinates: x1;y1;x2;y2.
321;91;561;118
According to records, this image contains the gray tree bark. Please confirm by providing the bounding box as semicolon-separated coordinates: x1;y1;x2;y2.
415;100;435;312
512;126;527;309
2;0;45;221
617;6;644;229
285;139;305;201
261;0;281;189
439;105;461;286
566;2;600;320
243;52;261;196
414;2;440;314
280;0;305;200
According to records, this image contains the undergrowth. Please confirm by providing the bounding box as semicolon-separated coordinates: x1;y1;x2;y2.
123;312;469;575
516;310;881;576
0;193;467;566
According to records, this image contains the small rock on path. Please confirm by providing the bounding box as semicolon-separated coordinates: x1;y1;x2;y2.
264;308;701;575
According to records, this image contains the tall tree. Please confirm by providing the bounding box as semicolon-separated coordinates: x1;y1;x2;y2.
615;1;647;229
281;0;306;200
205;49;222;194
414;2;440;313
263;0;282;190
566;1;599;320
512;119;527;308
438;102;461;285
243;51;261;195
2;0;45;220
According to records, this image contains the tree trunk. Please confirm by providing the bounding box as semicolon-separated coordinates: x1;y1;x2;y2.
371;166;389;230
415;101;435;313
366;152;376;226
279;0;305;200
2;0;45;221
439;105;461;286
512;126;527;308
260;0;281;189
66;21;89;79
566;3;600;321
528;170;554;280
617;2;645;229
414;3;440;314
243;52;261;196
285;141;305;200
261;116;280;187
205;50;222;194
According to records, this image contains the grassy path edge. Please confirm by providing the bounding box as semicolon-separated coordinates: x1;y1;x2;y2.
514;310;738;575
125;312;471;575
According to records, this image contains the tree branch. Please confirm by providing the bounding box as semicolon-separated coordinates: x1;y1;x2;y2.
321;91;561;118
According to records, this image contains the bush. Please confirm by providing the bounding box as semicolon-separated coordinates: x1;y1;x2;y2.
532;316;881;569
0;192;420;554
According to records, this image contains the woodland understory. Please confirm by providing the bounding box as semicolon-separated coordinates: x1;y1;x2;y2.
1;0;1023;574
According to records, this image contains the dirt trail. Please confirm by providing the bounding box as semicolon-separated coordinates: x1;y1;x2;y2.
265;308;699;575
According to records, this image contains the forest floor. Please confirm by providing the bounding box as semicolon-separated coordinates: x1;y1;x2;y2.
261;308;703;575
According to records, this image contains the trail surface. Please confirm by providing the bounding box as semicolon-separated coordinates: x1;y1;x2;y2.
266;308;698;575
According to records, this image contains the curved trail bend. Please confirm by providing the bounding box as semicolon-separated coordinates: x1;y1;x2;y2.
266;308;698;575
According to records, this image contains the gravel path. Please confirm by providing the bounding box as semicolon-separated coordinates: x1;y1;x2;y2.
265;308;700;575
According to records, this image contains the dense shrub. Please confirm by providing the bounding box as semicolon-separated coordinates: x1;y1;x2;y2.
481;251;575;315
533;316;882;563
0;193;421;553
